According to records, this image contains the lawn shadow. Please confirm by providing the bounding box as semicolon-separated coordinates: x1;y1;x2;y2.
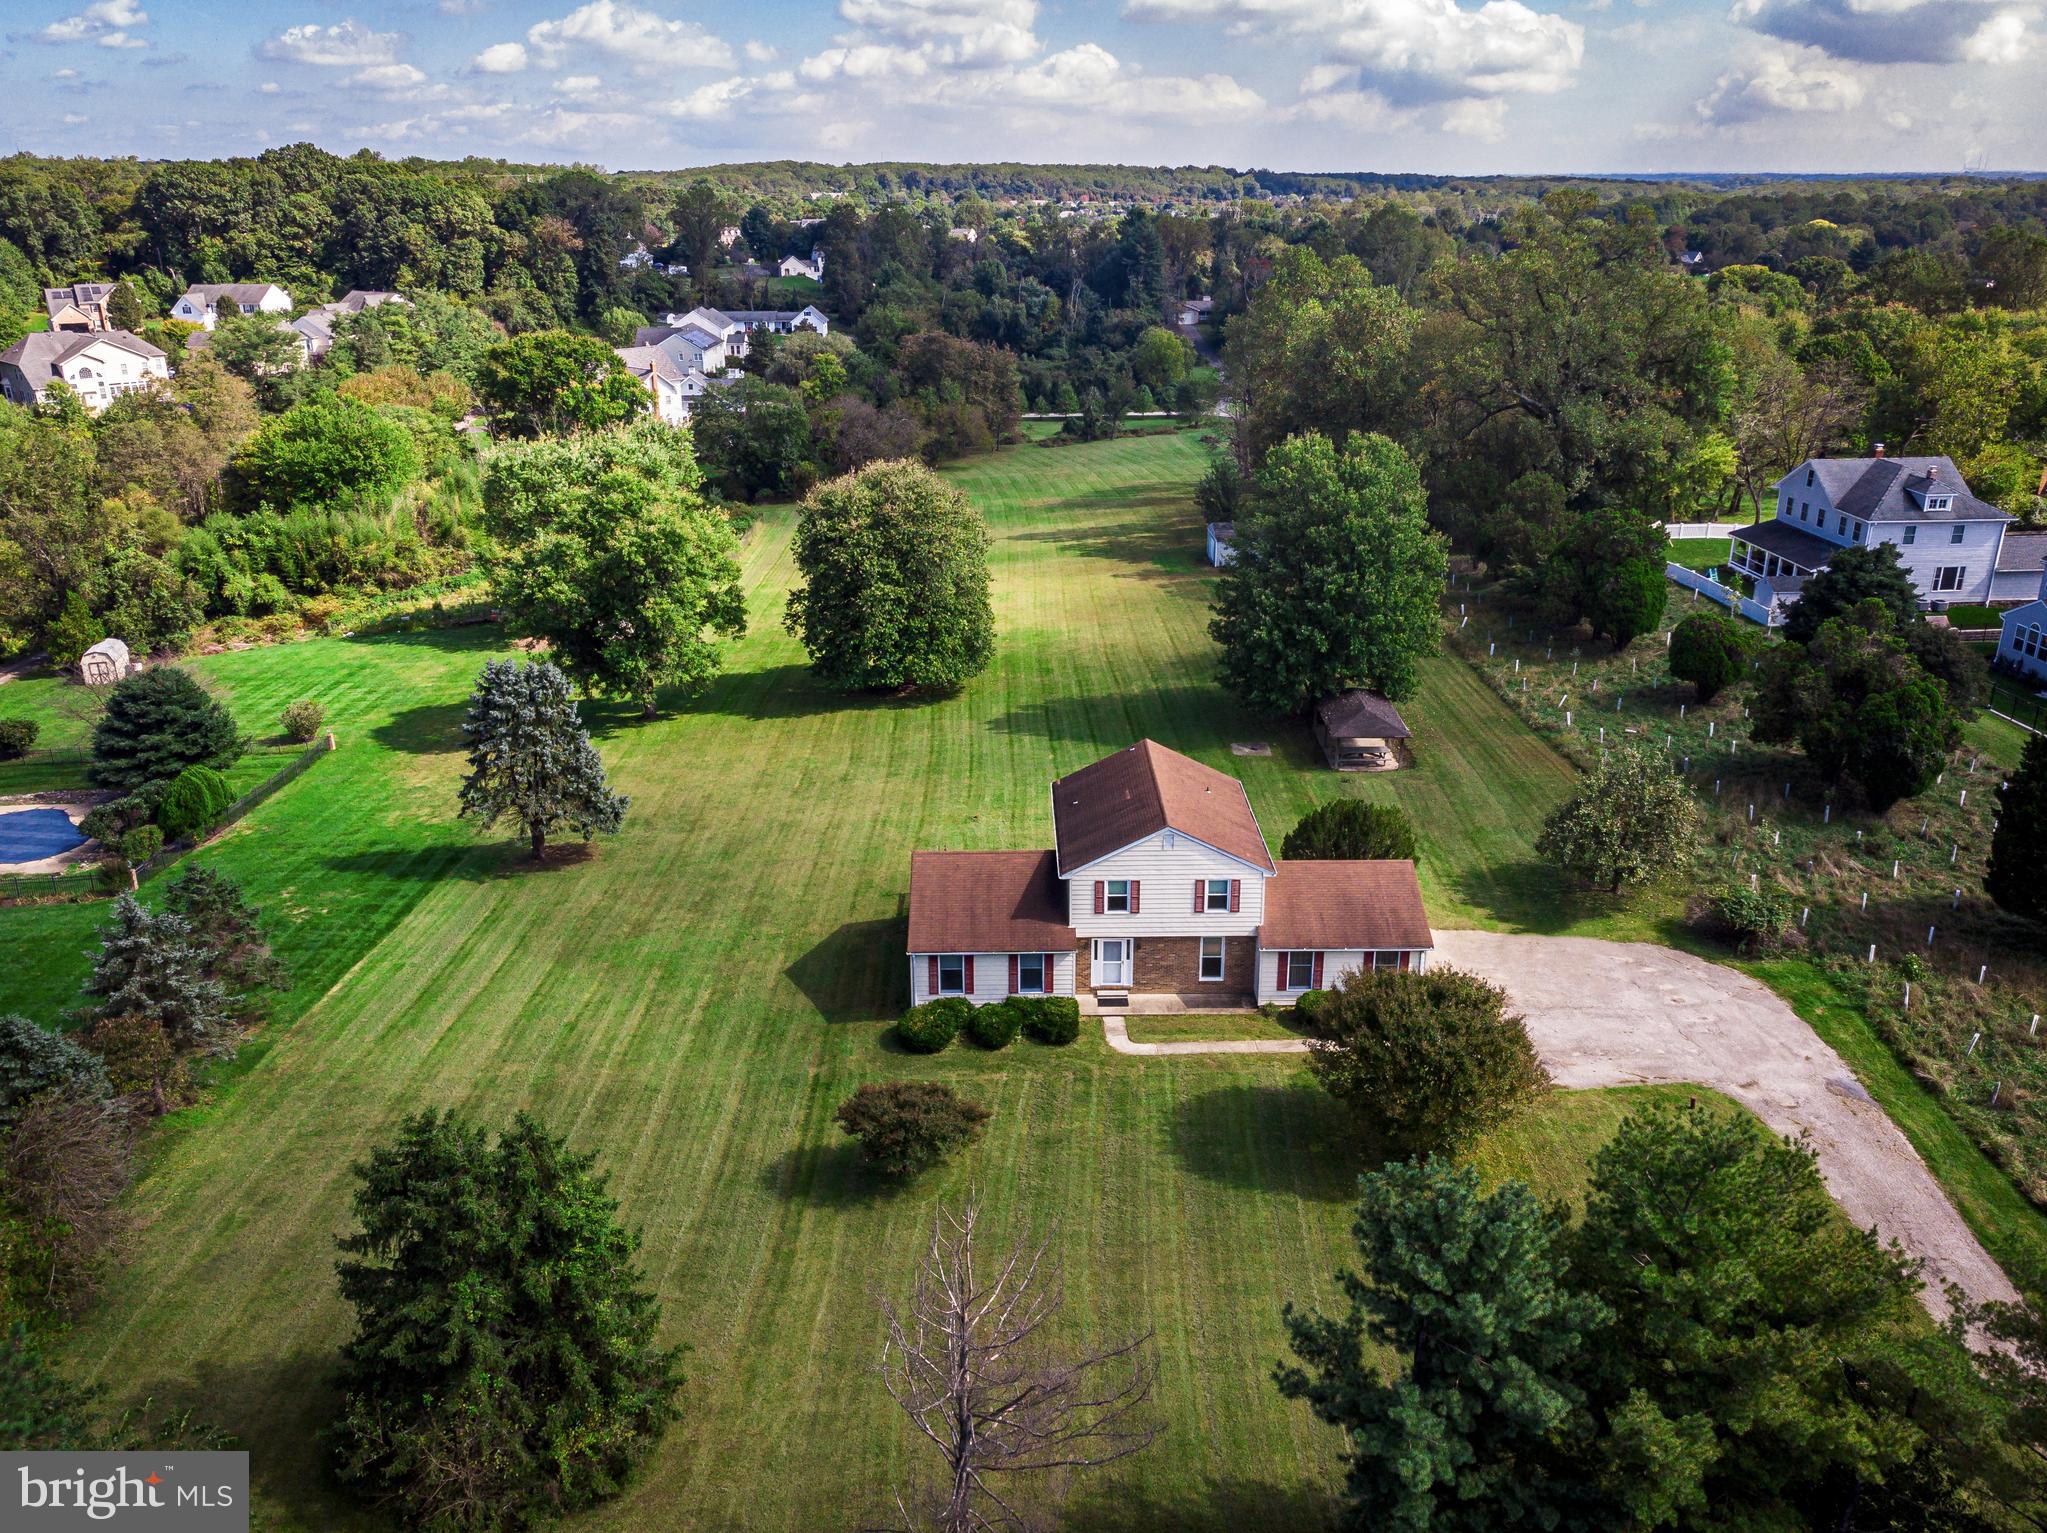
787;911;908;1024
1059;1476;1338;1533
370;702;468;756
1007;506;1207;589
1169;1082;1361;1204
984;686;1268;750
684;662;964;727
346;623;510;658
321;839;518;887
1445;859;1692;944
760;1140;910;1209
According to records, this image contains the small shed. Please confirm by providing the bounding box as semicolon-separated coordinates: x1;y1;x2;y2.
1314;690;1410;771
79;638;131;686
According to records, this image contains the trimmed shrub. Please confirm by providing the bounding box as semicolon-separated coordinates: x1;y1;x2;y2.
967;997;1025;1050
0;719;37;760
834;1081;991;1176
897;997;971;1054
117;825;163;865
155;765;233;842
1293;988;1336;1028
1020;995;1081;1046
1281;800;1420;864
279;699;325;744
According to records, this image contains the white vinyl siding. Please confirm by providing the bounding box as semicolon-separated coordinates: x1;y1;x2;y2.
1873;518;2005;604
1067;832;1268;937
908;951;1076;1007
1998;599;2047;680
1255;946;1432;1006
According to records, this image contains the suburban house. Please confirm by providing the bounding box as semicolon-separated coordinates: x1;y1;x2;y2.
653;305;831;360
170;282;292;330
778;249;825;280
1998;569;2047;684
614;342;717;425
726;305;830;339
1731;452;2027;618
906;740;1433;1011
1206;521;1235;566
42;283;115;331
0;329;167;411
1313;690;1411;771
290;289;404;360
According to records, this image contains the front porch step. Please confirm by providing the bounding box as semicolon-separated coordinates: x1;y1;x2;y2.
1079;992;1260;1017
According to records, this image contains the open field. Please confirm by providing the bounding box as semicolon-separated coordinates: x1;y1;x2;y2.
0;431;2017;1530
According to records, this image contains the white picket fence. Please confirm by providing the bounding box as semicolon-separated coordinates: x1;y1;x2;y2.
1666;562;1782;627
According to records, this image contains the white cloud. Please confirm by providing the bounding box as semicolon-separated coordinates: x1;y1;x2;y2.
1731;0;2036;66
1291;85;1410;127
37;0;148;47
52;66;79;78
667;74;760;117
555;73;602;93
62;112;88;124
350;63;431;91
837;0;1042;64
258;80;280;93
472;40;529;72
525;1;735;72
1960;9;2034;61
1442;95;1508;135
997;43;1263;115
260;21;405;68
1125;0;1584;100
744;38;780;62
1695;40;1865;122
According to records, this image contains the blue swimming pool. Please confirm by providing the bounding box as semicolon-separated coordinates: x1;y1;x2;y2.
0;807;87;863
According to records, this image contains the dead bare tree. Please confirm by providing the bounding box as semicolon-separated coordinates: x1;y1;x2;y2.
878;1198;1159;1533
2;1088;136;1310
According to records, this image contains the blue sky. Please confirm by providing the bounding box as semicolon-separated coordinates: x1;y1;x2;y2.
4;0;2044;174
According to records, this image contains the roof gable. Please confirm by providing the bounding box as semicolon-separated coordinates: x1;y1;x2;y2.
1052;740;1274;876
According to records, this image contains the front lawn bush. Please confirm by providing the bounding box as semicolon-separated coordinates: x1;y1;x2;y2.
279;699;325;744
1019;995;1080;1045
897;997;971;1053
966;997;1024;1050
1293;988;1336;1028
0;719;37;759
155;765;232;841
834;1081;991;1176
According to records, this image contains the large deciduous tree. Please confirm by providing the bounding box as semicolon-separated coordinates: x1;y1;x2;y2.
482;423;747;713
88;666;240;790
1304;966;1548;1157
1987;732;2047;923
1276;1158;1606;1533
1280;800;1419;863
785;459;994;693
1781;542;1920;645
478;331;646;439
229;396;420;513
329;1110;683;1533
1668;611;1755;702
1210;432;1447;714
1536;748;1698;893
457;659;628;861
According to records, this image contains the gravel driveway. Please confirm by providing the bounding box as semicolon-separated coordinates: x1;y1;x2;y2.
1433;930;2015;1315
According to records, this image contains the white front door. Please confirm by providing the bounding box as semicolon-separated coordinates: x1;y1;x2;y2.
1093;938;1131;988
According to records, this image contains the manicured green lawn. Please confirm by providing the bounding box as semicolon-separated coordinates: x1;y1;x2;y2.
0;433;1943;1530
1667;535;1733;574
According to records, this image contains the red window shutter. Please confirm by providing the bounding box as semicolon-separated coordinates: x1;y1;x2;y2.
1312;951;1325;988
1130;881;1140;914
1008;954;1019;994
1398;950;1412;972
1093;881;1105;915
964;955;975;992
1276;952;1289;989
1229;879;1241;913
927;956;939;994
1194;878;1204;913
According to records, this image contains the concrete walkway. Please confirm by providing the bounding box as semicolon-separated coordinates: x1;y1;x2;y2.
1101;929;2016;1314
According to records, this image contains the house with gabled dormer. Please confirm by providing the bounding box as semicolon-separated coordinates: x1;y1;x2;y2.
906;741;1432;1012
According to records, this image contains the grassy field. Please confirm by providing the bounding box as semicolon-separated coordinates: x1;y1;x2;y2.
1667;535;1733;574
0;433;1944;1530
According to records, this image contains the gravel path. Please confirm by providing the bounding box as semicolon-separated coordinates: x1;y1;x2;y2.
1101;929;2016;1315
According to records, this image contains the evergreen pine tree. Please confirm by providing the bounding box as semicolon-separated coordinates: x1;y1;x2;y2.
106;281;144;332
457;660;628;861
88;668;240;790
1987;732;2047;923
81;895;231;1053
328;1111;683;1531
0;1013;110;1127
163;865;286;1005
1276;1157;1605;1531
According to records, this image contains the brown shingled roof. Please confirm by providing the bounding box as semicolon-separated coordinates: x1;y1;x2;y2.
1051;740;1274;876
1258;860;1432;951
907;850;1075;954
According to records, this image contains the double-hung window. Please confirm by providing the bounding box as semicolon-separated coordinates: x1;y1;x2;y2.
1016;953;1047;994
1202;878;1232;913
1933;566;1966;593
1902;524;1918;545
1838;514;1849;536
937;955;967;995
1284;951;1315;990
1198;937;1226;982
1951;524;1967;545
1104;879;1132;914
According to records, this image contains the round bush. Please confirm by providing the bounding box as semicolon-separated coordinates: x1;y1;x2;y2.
118;824;164;864
0;718;38;760
1293;988;1336;1028
897;996;971;1053
1281;800;1421;864
835;1080;991;1176
967;997;1024;1050
280;699;325;744
156;764;233;841
1020;995;1081;1046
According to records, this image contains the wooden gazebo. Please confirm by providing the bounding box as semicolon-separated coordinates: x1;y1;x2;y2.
1313;690;1410;771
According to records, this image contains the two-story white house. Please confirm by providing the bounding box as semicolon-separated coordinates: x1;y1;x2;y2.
906;740;1432;1011
613;341;716;425
0;329;168;412
777;249;825;280
170;282;292;330
1998;569;2047;685
1732;451;2021;617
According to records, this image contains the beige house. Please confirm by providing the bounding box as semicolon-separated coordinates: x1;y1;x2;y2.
0;330;168;412
43;283;116;332
907;740;1432;1011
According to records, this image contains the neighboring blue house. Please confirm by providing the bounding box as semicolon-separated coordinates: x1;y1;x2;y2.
1998;569;2047;685
1729;451;2037;622
1206;521;1236;567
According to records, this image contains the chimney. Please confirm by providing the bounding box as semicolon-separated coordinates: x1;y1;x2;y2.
1926;462;1938;482
1872;442;1885;458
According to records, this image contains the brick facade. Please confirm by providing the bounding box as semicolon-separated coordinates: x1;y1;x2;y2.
1074;935;1257;998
